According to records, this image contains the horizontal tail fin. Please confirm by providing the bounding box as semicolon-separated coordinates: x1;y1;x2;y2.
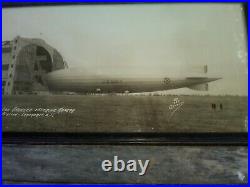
188;83;209;91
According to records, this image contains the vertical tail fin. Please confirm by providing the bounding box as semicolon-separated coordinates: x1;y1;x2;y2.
204;65;208;74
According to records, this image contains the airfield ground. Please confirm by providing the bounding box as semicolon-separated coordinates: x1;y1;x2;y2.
2;95;247;133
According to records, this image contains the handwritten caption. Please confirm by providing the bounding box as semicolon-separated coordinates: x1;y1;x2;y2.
2;106;76;118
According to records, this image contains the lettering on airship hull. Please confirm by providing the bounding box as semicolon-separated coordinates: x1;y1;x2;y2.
101;80;123;84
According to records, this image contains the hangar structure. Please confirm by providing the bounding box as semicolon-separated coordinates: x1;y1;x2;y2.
2;36;68;95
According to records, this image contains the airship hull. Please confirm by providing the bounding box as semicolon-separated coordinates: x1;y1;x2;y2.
45;69;220;93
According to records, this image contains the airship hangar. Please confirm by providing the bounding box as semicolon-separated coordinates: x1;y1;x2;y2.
2;36;68;95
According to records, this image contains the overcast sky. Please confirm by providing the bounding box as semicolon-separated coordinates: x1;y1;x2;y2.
2;3;248;95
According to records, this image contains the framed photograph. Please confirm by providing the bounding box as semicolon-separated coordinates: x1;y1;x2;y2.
2;2;248;184
2;3;247;136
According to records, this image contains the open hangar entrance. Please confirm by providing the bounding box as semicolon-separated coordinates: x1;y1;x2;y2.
13;44;53;94
2;36;67;95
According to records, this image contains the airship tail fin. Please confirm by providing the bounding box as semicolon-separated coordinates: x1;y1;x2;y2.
203;65;208;74
185;64;208;77
194;64;208;74
188;83;209;91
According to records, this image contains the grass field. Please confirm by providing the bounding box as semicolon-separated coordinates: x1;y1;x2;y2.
2;95;248;133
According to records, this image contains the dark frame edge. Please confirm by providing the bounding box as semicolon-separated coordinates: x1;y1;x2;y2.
3;132;248;146
1;2;248;147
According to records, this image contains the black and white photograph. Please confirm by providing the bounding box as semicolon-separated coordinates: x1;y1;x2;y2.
2;3;248;184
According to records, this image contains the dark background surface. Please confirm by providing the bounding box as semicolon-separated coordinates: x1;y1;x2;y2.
3;145;248;184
